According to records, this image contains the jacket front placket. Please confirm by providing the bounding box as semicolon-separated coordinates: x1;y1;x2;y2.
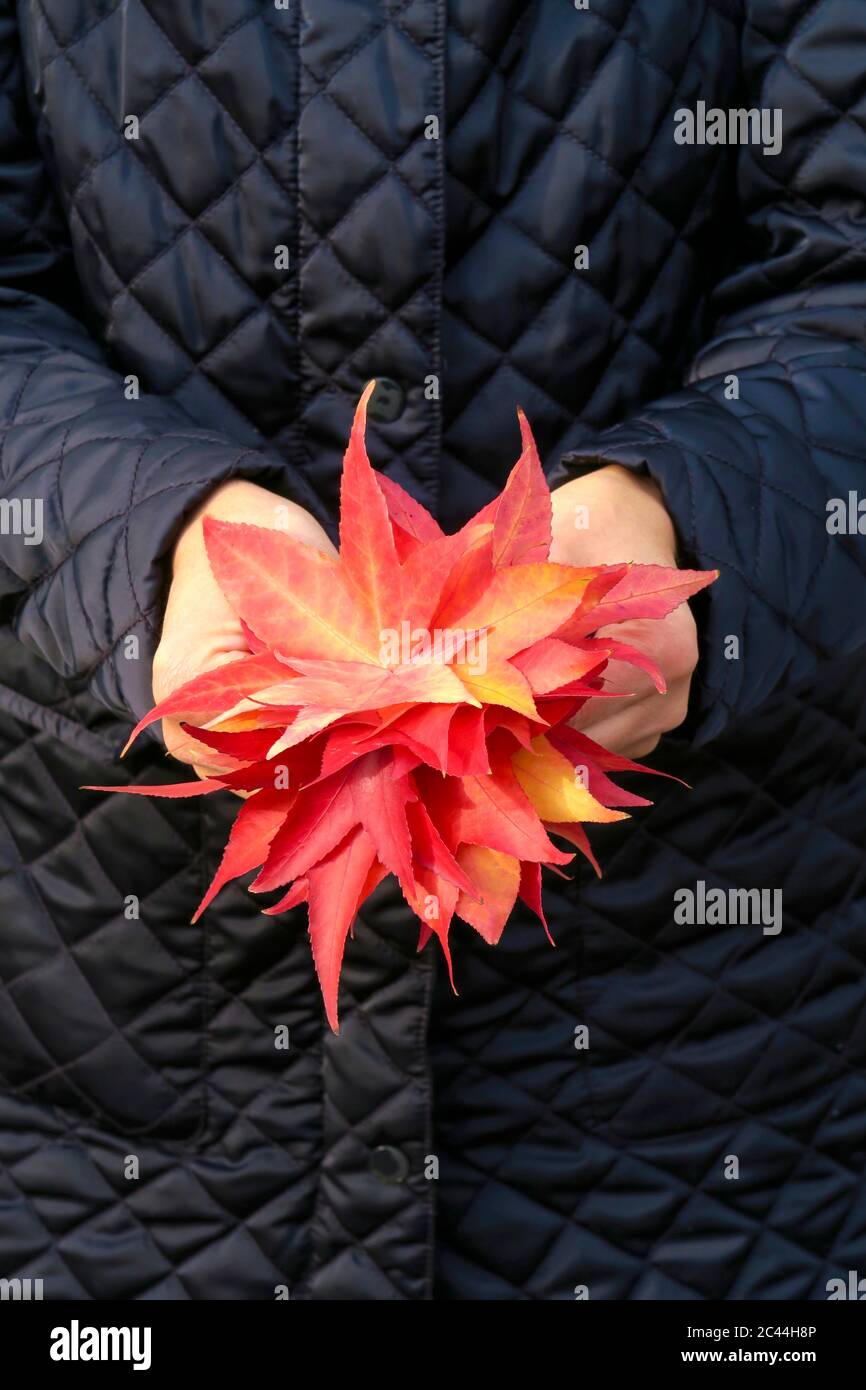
297;0;445;1300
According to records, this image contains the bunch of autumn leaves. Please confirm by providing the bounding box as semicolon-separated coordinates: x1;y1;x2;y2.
96;384;715;1029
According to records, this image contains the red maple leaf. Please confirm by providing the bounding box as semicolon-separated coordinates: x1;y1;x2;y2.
89;383;716;1030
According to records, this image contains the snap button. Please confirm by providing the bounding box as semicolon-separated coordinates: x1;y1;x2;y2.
369;1144;410;1185
367;377;405;423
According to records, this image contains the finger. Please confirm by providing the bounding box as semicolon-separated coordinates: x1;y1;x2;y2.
570;690;652;736
598;662;654;701
162;717;222;769
571;660;646;730
191;761;232;780
570;689;668;750
618;735;662;759
571;714;653;758
157;650;253;767
571;691;637;729
153;644;249;709
575;679;690;756
580;717;661;759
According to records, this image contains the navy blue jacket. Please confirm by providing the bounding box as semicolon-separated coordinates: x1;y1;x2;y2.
0;0;864;1299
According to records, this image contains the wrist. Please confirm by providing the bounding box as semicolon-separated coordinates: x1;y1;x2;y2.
173;479;250;572
173;479;333;574
551;464;678;566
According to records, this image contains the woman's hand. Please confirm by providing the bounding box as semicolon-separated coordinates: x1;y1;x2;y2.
154;467;697;771
550;465;698;759
153;479;335;775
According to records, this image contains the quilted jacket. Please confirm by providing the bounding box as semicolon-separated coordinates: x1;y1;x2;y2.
0;0;864;1301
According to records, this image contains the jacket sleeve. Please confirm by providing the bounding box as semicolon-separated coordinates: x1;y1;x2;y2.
0;6;326;725
553;0;866;745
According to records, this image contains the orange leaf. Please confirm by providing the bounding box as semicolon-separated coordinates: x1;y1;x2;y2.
449;563;597;660
204;519;382;663
377;470;443;558
491;410;551;567
338;382;405;631
562;563;718;637
512;735;629;824
192;788;289;922
511;637;608;694
307;826;378;1031
122;650;289;753
455;845;521;944
258;657;473;714
452;658;541;719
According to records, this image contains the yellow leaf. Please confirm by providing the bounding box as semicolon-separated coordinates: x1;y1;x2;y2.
512;735;628;824
455;845;521;944
453;659;540;719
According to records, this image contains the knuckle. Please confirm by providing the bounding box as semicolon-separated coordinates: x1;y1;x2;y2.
663;691;690;731
631;734;661;758
150;644;176;700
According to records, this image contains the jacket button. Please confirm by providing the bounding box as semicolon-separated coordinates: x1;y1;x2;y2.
367;377;405;423
369;1144;410;1184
